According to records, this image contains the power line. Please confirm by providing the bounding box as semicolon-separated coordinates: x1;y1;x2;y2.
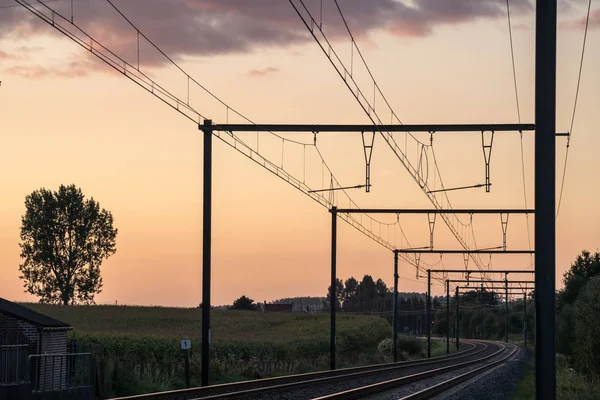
101;0;426;259
0;0;60;9
506;0;522;124
289;0;493;279
13;0;433;273
556;0;592;220
506;0;533;270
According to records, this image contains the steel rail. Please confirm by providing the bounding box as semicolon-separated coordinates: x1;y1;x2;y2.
397;344;520;400
110;342;482;400
192;343;492;400
311;342;509;400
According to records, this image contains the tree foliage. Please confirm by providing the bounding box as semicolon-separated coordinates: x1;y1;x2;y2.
558;250;600;310
321;274;531;340
230;295;257;310
571;275;600;375
556;250;600;376
18;184;117;305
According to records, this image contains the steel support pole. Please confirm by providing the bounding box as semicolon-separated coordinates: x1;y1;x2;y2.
427;269;431;358
455;286;459;350
535;0;557;398
505;281;509;343
446;280;450;354
201;119;212;387
393;251;399;362
532;301;537;346
480;283;484;340
524;292;528;347
330;206;337;370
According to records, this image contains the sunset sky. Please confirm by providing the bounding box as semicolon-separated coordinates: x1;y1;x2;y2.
1;0;599;307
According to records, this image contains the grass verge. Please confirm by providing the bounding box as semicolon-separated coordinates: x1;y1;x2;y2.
512;353;600;400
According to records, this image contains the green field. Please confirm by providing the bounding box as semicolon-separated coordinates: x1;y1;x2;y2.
25;304;417;398
24;303;362;342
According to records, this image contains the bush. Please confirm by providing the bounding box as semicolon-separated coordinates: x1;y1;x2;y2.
396;336;422;356
571;275;600;376
336;317;390;358
557;304;576;355
377;338;392;356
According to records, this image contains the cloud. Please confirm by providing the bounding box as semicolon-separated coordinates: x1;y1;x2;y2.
4;63;87;79
0;49;28;61
561;8;600;30
247;66;279;77
512;23;530;31
0;0;534;73
2;55;104;79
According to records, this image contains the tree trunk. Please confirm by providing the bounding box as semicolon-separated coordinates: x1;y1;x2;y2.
62;291;69;306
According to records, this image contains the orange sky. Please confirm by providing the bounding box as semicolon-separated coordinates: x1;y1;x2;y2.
1;1;599;306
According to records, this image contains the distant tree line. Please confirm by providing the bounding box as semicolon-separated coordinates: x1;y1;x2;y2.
271;296;325;311
323;274;537;339
324;275;437;312
430;289;533;341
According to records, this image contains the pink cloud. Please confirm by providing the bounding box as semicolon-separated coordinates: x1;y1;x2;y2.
247;66;279;77
561;8;600;30
4;63;86;79
0;0;534;76
0;49;28;61
512;23;529;31
2;54;110;79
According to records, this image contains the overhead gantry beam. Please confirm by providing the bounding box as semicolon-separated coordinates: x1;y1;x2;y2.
456;286;534;292
397;250;534;254
336;209;534;214
450;280;534;284
428;269;534;274
213;123;534;132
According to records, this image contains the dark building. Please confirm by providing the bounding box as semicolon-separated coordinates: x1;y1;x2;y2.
0;298;76;398
0;297;72;351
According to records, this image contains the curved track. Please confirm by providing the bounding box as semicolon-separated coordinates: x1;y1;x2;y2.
110;341;499;400
309;341;511;400
394;343;520;400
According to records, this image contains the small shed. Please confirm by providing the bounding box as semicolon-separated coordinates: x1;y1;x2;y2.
0;298;73;395
0;298;72;352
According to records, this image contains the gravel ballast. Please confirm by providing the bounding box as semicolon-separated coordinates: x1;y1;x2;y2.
231;341;504;400
362;343;518;400
435;346;531;400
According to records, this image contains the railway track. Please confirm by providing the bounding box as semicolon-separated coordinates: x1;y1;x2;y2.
394;343;520;400
111;340;501;400
314;342;518;400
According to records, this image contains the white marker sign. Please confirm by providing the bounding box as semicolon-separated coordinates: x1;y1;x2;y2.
181;339;191;350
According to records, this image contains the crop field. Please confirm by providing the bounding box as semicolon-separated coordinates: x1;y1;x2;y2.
23;303;378;343
23;303;412;398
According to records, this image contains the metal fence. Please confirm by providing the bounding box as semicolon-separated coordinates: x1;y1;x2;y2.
30;353;94;400
1;344;29;384
0;345;30;400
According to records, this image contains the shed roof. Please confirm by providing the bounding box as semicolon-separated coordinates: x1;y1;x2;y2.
0;298;71;329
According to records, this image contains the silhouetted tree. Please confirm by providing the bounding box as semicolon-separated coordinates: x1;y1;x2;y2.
19;184;117;305
342;277;360;311
323;278;344;310
558;250;600;310
230;295;257;310
359;275;377;312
